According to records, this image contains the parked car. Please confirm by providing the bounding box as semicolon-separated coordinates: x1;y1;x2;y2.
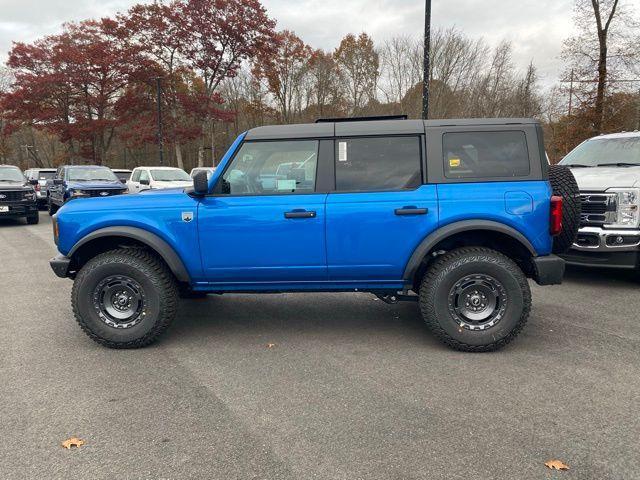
0;164;39;224
127;166;192;193
190;167;215;180
559;131;640;270
24;168;56;208
46;165;128;215
50;117;579;351
112;169;133;184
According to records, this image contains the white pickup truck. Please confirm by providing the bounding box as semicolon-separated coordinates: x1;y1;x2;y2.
560;131;640;271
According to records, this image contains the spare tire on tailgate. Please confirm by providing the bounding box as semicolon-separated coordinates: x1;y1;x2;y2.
548;164;581;254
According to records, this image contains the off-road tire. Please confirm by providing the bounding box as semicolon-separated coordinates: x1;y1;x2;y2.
419;247;531;352
71;248;178;349
26;213;39;225
48;198;58;216
549;164;581;254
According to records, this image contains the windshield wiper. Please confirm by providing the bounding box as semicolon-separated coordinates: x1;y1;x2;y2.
596;162;640;167
562;164;591;168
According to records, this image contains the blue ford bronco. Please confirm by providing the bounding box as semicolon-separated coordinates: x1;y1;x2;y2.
50;117;580;352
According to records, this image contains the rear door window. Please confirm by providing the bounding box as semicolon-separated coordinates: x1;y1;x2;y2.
335;136;422;192
443;131;530;179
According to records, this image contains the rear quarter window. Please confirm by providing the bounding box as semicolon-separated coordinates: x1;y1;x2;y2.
443;131;530;179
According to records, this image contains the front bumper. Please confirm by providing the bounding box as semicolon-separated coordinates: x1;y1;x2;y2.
561;226;640;269
50;254;71;278
0;202;38;217
532;255;565;285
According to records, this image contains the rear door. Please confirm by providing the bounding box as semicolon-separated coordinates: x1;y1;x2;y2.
325;134;439;283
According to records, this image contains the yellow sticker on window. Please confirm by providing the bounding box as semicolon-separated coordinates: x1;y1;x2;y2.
449;157;461;168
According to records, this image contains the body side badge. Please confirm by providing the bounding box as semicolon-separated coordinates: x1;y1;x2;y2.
182;211;194;223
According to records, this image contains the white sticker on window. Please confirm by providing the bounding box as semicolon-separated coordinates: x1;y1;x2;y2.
277;179;296;191
338;141;347;162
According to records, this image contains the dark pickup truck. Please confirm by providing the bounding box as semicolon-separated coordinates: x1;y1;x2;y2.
0;164;39;224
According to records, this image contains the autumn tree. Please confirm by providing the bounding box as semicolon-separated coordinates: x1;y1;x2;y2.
334;33;379;115
561;0;639;134
306;49;344;118
4;19;148;164
175;0;276;165
254;30;312;123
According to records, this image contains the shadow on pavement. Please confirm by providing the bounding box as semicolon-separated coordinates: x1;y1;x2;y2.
564;264;638;287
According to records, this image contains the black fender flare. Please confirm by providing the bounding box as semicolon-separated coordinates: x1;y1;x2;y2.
402;220;537;282
68;226;190;282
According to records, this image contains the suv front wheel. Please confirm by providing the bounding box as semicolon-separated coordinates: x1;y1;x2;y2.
419;247;531;352
71;248;178;348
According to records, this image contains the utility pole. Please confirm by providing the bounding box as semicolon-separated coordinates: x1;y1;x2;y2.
568;69;574;117
422;0;432;120
156;77;164;166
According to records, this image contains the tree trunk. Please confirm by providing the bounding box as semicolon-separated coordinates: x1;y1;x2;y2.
175;143;184;170
594;34;607;134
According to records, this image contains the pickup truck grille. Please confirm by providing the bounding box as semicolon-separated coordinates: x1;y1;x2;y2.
84;189;125;198
580;193;616;226
0;190;25;202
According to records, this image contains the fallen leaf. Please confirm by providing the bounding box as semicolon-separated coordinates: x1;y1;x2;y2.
266;343;276;349
61;437;85;449
545;459;569;471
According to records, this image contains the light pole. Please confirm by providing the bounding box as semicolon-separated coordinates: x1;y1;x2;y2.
156;77;164;166
422;0;432;120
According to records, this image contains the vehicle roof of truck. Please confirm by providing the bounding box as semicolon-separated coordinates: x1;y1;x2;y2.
133;166;185;171
245;118;540;140
0;164;21;168
61;165;110;169
588;131;640;140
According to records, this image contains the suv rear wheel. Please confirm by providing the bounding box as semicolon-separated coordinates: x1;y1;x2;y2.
71;248;178;348
419;247;531;352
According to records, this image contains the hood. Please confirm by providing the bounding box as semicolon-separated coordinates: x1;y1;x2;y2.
0;181;28;189
152;181;193;189
66;180;124;190
569;166;640;191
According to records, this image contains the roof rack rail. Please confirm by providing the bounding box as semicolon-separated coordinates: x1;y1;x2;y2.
315;115;408;123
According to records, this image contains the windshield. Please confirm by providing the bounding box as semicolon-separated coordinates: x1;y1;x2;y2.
67;167;118;182
36;171;55;180
151;169;191;182
560;137;640;167
0;166;25;182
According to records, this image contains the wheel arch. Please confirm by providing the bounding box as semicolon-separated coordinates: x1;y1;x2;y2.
68;227;190;283
404;220;537;289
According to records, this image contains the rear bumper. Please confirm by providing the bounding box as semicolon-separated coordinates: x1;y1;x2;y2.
50;254;71;278
562;249;638;269
532;255;565;285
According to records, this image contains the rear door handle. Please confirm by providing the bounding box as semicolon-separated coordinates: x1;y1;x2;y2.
284;210;317;219
395;207;428;216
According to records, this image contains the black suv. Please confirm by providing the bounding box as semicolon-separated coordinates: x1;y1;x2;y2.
0;165;39;224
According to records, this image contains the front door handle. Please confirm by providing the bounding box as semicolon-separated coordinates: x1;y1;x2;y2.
284;210;317;219
395;207;428;216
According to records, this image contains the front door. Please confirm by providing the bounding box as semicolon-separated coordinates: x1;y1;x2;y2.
325;135;439;282
198;139;328;286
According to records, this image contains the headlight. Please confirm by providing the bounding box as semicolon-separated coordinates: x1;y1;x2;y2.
69;189;88;198
608;188;640;228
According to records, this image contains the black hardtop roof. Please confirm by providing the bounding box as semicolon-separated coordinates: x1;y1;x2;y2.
245;118;539;140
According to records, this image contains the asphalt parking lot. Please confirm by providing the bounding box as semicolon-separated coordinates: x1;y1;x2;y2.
1;213;639;480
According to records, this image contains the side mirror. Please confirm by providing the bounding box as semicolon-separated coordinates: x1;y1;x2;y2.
193;171;209;195
53;179;64;185
139;178;150;186
29;179;38;185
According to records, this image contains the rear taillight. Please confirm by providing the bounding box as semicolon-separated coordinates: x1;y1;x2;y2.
550;195;563;236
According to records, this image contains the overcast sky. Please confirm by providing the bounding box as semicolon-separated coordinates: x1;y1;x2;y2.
0;0;576;86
